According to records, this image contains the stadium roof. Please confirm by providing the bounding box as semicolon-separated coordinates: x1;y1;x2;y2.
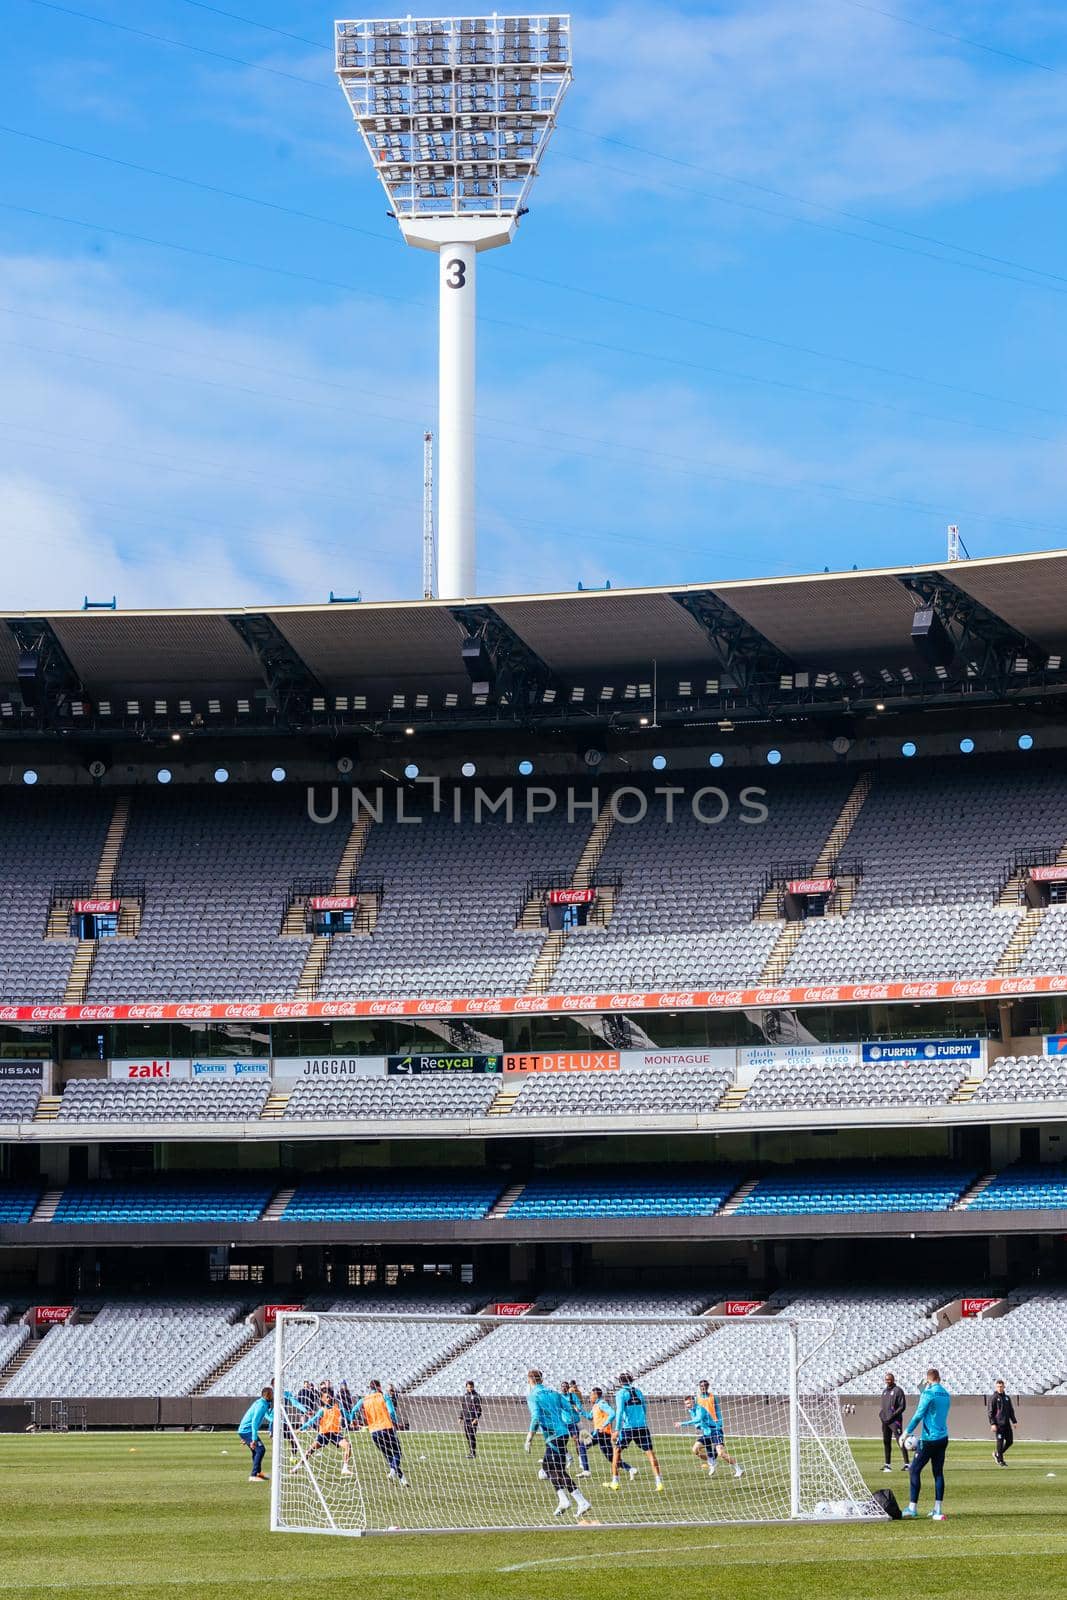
4;547;1067;734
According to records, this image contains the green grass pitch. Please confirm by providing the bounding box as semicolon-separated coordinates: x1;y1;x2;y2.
1;1432;1066;1600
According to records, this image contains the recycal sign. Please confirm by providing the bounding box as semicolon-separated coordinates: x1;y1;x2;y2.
786;878;835;896
308;895;359;911
387;1054;502;1075
545;888;597;905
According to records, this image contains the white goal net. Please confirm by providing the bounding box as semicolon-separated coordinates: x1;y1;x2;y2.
270;1312;881;1535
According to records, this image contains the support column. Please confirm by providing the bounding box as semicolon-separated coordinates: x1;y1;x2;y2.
437;242;477;598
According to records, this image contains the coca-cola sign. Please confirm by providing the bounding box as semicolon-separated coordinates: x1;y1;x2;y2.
307;895;359;911
493;1302;533;1317
546;888;597;905
1030;865;1067;883
70;898;120;915
724;1300;764;1317
786;878;835;897
35;1306;73;1326
961;1297;999;1318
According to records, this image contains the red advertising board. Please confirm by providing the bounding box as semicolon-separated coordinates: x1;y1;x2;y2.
503;1051;620;1074
2;972;1067;1025
35;1306;72;1326
1029;866;1067;883
70;899;120;915
307;895;359;911
724;1300;764;1317
493;1302;533;1317
961;1297;998;1318
546;888;597;905
264;1304;303;1325
786;878;835;896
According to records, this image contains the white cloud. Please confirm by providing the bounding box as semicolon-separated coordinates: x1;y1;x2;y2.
576;0;1067;210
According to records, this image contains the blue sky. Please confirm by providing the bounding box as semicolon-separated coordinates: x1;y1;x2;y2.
1;0;1065;607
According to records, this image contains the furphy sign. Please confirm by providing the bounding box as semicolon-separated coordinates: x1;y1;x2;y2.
387;1054;501;1074
862;1038;982;1064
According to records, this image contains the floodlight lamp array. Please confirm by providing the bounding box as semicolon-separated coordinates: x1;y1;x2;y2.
335;15;571;237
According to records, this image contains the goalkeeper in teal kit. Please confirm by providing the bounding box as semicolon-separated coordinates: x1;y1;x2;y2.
525;1370;592;1520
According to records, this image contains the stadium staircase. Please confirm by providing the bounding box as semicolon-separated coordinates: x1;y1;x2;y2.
0;1336;43;1393
262;1185;295;1221
755;770;873;981
192;1328;262;1395
260;1093;290;1122
524;797;620;994
29;1190;63;1223
294;814;376;999
487;1182;525;1217
995;839;1067;973
950;1074;985;1105
719;1176;758;1215
32;1096;61;1124
715;1082;749;1112
954;1172;997;1209
486;1083;524;1117
63;794;135;1003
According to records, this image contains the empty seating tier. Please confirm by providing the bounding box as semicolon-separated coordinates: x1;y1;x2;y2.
743;1059;966;1111
56;1080;270;1124
508;1168;738;1218
967;1163;1067;1211
281;1175;503;1221
734;1162;974;1215
848;1291;1067;1397
0;1083;43;1123
0;1184;42;1223
508;1065;734;1117
283;1075;499;1121
52;1178;274;1225
972;1056;1067;1105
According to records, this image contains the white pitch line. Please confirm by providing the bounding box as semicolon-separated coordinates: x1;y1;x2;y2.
499;1542;724;1572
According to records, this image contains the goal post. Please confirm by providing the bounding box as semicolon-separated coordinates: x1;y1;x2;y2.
270;1311;882;1536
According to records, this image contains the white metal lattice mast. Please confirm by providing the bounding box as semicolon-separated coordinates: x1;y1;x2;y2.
336;15;573;598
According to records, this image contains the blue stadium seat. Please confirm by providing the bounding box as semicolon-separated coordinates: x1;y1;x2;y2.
283;1175;503;1222
735;1162;973;1216
508;1168;738;1219
0;1185;41;1224
52;1178;273;1225
970;1163;1067;1212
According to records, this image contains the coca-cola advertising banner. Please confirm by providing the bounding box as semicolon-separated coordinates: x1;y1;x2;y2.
307;895;359;911
724;1301;764;1316
786;878;835;896
264;1304;302;1324
961;1298;999;1318
70;899;120;915
493;1302;533;1317
545;888;597;905
35;1306;73;1326
503;1051;620;1074
1;972;1065;1026
1029;866;1067;883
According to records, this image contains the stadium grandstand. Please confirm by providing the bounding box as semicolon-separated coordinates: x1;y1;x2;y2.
3;551;1067;1442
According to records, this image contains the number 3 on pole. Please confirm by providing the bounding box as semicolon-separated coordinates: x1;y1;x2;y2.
445;258;466;289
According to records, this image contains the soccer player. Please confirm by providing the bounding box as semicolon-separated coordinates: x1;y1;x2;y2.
901;1368;951;1520
237;1385;273;1481
879;1372;909;1472
525;1369;592;1519
460;1379;482;1459
609;1372;663;1492
349;1379;408;1485
295;1383;354;1476
590;1386;632;1474
695;1379;743;1478
562;1380;592;1476
988;1379;1018;1467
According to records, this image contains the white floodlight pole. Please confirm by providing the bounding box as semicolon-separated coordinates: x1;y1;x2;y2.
438;245;477;597
335;15;572;600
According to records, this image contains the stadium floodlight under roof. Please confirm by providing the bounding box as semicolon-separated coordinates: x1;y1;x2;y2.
335;14;572;599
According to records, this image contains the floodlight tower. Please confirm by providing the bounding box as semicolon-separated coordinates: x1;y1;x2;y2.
335;14;572;598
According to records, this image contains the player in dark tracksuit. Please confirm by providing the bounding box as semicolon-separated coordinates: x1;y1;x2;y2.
988;1380;1017;1466
879;1372;909;1470
460;1380;483;1458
